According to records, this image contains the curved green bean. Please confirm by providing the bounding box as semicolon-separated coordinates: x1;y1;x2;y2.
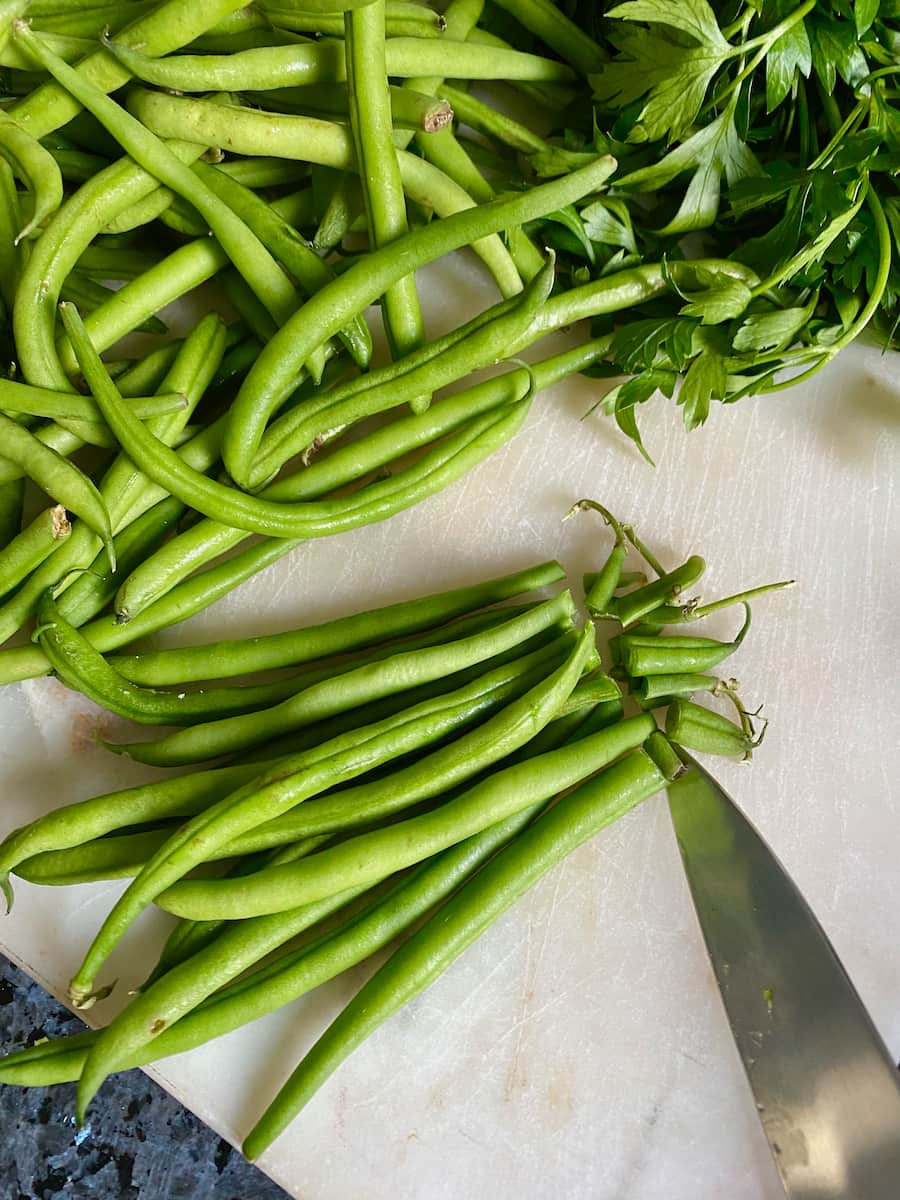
63;299;533;540
0;109;63;240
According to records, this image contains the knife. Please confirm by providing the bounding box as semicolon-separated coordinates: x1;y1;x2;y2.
666;756;900;1199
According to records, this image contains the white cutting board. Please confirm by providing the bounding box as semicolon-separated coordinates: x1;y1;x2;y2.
1;254;898;1200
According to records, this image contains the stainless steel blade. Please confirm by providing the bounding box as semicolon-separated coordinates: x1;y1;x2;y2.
667;758;900;1199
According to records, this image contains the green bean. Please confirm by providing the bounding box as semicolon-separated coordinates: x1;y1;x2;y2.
127;89;524;297
64;299;533;539
0;378;186;423
15;828;179;885
242;745;664;1157
0;410;114;566
29;2;158;37
60;270;166;333
0;521;301;686
13;142;207;391
67;624;594;1010
261;2;446;37
109;560;564;686
0;32;91;72
16;26;311;335
616;605;752;677
108;339;608;619
105;32;575;90
156;711;654;922
0;504;70;598
106;592;576;763
9;0;255;138
42;144;108;182
346;0;424;383
489;0;605;76
0;762;267;908
222;154;614;485
252;254;553;479
0;108;63;240
39;589;432;727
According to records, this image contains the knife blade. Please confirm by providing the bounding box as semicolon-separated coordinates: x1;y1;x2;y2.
667;756;900;1199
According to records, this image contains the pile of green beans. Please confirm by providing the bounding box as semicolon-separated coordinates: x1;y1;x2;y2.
0;504;785;1157
0;0;768;683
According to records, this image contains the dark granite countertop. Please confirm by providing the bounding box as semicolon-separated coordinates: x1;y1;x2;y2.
1;956;292;1200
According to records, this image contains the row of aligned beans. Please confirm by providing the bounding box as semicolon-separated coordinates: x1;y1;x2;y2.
0;506;783;1156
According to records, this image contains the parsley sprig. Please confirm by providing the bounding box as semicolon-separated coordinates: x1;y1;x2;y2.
504;0;900;454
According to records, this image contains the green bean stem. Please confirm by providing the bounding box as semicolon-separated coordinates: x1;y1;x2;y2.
346;0;424;379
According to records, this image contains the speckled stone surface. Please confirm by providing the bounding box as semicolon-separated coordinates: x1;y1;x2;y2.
0;956;291;1200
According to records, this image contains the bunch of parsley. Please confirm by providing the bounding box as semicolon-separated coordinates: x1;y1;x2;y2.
496;0;899;452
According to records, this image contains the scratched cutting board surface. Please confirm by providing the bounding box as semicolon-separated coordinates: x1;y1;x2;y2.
1;254;898;1200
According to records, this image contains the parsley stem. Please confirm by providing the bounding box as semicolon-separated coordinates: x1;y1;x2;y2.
808;98;868;171
833;190;892;350
729;0;817;59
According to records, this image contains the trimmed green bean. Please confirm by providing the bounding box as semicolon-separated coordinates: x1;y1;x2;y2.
242;746;664;1157
665;697;762;758
566;499;628;617
110;561;565;686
